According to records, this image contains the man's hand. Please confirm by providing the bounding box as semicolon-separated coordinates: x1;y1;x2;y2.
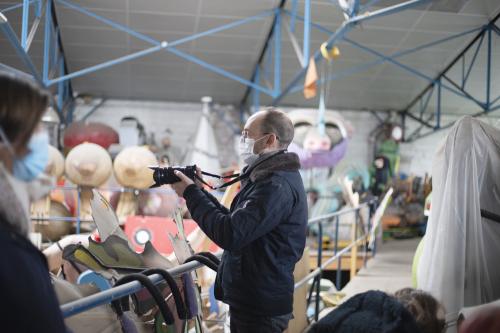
194;167;204;188
171;170;195;197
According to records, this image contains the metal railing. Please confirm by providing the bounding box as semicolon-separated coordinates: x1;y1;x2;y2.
58;200;378;322
61;253;222;318
31;184;179;233
295;200;378;322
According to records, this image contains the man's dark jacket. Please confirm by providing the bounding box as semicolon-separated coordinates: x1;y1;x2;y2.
183;151;308;316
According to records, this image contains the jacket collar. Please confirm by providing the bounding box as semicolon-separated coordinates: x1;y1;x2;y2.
243;150;301;183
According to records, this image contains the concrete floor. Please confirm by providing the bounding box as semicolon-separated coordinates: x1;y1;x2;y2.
341;237;421;298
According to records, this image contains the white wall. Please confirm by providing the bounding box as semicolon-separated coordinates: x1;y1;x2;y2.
78;99;500;178
76;100;384;172
75;99;203;157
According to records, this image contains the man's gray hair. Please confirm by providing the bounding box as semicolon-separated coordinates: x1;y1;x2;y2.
260;107;294;148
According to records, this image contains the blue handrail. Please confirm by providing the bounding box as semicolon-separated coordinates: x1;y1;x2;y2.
59;200;378;322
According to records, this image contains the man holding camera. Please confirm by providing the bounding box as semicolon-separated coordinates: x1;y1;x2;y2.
172;108;307;333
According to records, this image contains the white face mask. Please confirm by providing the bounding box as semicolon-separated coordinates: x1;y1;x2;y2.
239;137;258;165
238;134;269;165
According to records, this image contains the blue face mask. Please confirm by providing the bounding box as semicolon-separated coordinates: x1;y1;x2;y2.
0;127;49;182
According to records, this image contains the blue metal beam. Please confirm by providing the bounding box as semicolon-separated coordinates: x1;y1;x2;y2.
486;26;492;108
435;79;441;129
57;0;273;48
344;37;487;110
57;58;65;110
289;0;298;33
348;0;427;25
51;26;59;69
286;8;483;63
240;0;287;109
461;31;484;90
253;66;260;112
81;98;107;121
42;0;51;83
0;62;33;78
274;11;282;96
35;0;41;17
285;25;481;94
404;12;500;136
264;34;273;82
272;21;353;104
56;0;157;45
303;0;311;68
405;110;435;129
419;86;434;119
277;0;421;104
166;10;274;48
0;1;36;14
167;47;274;96
0;14;43;84
490;94;500;107
48;43;168;85
55;0;274;96
442;74;487;111
493;24;500;36
21;0;30;49
289;57;387;94
406;111;435;141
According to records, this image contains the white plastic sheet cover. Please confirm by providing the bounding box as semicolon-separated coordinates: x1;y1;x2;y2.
417;116;500;326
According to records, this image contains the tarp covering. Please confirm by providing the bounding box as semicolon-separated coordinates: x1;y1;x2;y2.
417;116;500;327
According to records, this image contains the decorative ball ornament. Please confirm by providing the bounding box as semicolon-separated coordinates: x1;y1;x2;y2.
63;121;119;150
65;142;112;187
45;145;65;179
113;146;158;189
321;43;341;61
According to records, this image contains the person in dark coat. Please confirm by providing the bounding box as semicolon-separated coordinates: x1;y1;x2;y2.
172;108;308;333
310;290;422;333
0;71;66;332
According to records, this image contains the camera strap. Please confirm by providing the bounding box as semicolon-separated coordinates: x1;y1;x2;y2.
196;150;287;190
195;171;240;190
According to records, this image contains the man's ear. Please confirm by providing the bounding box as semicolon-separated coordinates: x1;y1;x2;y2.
266;133;277;147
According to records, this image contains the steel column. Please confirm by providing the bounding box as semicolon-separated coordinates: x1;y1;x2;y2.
274;10;282;96
253;66;260;112
289;0;298;32
21;0;30;49
486;26;492;108
303;0;311;68
57;58;65;110
43;0;52;84
436;79;441;129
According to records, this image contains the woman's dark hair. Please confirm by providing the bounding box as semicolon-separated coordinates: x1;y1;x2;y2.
394;288;446;333
0;71;50;151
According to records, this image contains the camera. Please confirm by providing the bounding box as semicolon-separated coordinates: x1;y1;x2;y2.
150;165;197;187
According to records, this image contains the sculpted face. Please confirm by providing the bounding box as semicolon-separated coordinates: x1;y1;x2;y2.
113;146;158;189
303;127;332;152
65;142;112;187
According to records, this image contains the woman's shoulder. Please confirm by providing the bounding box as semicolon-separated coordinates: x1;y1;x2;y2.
0;221;48;268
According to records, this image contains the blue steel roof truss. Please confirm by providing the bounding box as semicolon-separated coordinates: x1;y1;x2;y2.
1;0;499;139
403;12;500;142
